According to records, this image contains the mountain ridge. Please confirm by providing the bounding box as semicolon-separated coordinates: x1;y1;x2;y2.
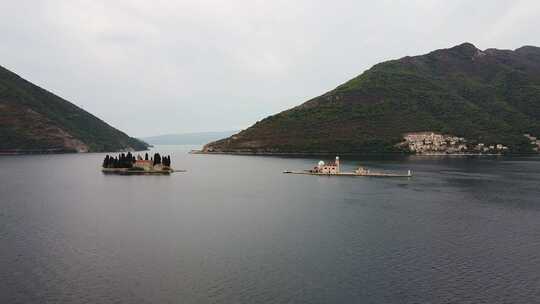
203;42;540;154
0;65;148;153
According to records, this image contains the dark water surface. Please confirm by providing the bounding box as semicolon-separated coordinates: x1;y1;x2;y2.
1;146;540;303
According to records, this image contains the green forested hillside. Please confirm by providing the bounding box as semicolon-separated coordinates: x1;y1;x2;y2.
0;65;148;153
204;43;540;154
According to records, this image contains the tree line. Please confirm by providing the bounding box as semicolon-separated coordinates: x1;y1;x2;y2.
102;152;171;168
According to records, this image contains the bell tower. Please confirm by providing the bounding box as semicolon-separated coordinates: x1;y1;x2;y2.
335;156;340;173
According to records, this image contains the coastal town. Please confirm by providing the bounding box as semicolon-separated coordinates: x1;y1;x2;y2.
524;134;540;152
402;132;512;155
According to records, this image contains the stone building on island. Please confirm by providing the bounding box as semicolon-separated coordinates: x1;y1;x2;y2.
133;159;154;171
311;156;340;174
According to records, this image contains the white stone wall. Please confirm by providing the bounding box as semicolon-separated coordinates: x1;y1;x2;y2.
320;166;338;174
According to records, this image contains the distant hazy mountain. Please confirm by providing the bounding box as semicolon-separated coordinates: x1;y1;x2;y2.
0;65;148;153
142;131;238;145
204;43;540;154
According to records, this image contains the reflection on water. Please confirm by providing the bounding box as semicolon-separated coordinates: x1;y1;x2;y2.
1;146;540;303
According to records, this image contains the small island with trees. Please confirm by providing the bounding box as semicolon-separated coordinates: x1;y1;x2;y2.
102;152;177;175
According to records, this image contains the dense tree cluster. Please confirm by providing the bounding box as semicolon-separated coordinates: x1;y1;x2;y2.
163;155;171;167
155;154;171;167
102;152;172;168
102;152;136;168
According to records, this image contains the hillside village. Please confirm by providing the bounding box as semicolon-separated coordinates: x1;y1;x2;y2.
524;134;540;152
402;132;510;155
402;132;540;154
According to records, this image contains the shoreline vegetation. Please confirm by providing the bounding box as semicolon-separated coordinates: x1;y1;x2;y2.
197;131;540;156
101;152;176;175
0;148;82;155
191;149;536;157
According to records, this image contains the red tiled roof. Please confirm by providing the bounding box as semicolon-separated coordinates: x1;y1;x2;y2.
135;160;152;164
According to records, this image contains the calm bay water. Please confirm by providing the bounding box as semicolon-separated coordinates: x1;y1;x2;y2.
1;146;540;303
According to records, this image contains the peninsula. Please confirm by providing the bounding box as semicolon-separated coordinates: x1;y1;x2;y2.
202;43;540;155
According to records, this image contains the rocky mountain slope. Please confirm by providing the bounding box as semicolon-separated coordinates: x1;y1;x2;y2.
0;65;148;153
204;43;540;154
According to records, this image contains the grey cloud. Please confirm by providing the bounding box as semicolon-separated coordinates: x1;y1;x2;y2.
1;0;539;136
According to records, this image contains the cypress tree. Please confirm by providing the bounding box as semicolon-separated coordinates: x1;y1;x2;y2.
153;153;161;165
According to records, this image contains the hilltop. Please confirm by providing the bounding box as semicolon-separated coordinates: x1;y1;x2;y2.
204;43;540;154
0;65;148;153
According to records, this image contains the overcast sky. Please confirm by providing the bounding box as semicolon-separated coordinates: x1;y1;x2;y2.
1;0;540;137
